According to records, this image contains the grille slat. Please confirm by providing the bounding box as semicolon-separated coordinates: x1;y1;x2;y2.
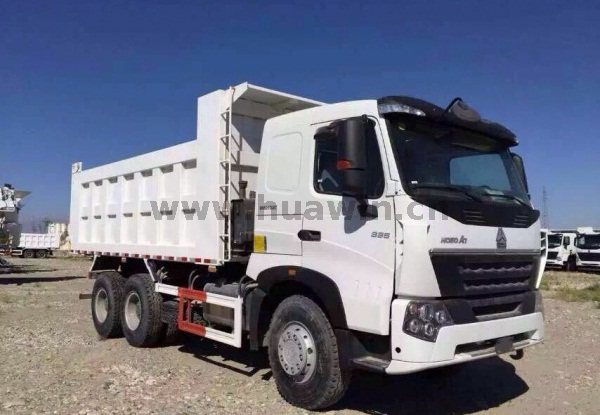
463;209;486;225
547;252;559;260
578;252;600;261
512;214;530;228
459;262;533;295
460;210;531;228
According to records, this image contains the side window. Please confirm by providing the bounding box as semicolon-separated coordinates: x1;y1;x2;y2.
313;120;384;198
563;236;571;246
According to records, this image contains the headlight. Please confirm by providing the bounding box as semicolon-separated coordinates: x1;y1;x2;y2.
403;301;453;342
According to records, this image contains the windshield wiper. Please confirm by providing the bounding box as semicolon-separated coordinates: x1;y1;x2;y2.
411;183;484;203
484;193;530;207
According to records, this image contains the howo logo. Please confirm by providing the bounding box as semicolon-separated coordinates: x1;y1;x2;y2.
440;236;468;244
496;228;507;249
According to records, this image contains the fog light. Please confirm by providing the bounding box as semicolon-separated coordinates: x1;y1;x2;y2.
403;301;454;342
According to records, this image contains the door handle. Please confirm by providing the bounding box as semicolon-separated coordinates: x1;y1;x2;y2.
298;230;321;242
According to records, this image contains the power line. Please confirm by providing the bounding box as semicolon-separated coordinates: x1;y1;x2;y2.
541;186;549;228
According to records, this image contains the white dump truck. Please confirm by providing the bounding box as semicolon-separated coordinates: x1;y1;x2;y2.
70;82;546;409
544;229;577;270
9;232;60;258
574;227;600;271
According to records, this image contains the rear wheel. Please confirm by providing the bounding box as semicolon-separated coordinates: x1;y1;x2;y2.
91;272;126;338
22;250;34;259
121;273;165;347
35;250;46;259
267;295;350;410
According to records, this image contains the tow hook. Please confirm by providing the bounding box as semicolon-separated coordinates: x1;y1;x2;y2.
509;349;524;360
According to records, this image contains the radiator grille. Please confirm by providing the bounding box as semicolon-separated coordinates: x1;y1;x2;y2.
578;252;600;262
458;262;533;296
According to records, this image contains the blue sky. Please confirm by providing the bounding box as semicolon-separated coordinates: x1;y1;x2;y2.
1;0;598;229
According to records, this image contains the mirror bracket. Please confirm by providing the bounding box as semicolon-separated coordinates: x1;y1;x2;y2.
358;203;378;219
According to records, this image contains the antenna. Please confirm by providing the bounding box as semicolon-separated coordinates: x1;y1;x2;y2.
541;186;549;228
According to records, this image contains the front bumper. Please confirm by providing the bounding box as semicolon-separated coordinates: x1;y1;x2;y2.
386;299;544;374
545;259;564;268
579;261;600;268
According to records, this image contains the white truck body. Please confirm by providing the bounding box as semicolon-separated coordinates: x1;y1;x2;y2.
9;232;59;258
16;233;60;250
72;82;546;410
544;229;577;269
70;83;321;263
575;227;600;270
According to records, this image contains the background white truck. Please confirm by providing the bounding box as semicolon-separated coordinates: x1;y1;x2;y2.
544;229;577;270
574;227;600;271
71;82;546;409
9;232;60;258
0;184;62;258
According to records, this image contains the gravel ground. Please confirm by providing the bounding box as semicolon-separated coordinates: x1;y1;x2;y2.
0;256;599;415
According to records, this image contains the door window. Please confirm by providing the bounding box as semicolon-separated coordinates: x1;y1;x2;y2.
313;120;384;198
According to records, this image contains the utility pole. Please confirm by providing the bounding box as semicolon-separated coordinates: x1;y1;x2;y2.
541;186;549;228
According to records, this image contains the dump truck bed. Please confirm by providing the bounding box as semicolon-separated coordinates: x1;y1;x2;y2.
69;82;321;264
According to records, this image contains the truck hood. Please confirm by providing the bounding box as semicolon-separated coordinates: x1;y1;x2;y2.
394;195;544;297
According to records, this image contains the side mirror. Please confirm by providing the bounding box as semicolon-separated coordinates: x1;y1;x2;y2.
510;152;529;193
336;116;369;199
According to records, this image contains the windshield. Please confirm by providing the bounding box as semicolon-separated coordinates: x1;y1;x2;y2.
576;234;600;249
547;234;563;249
386;116;530;205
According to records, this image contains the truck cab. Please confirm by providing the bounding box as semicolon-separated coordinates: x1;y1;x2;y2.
545;230;577;270
575;227;600;270
248;95;545;375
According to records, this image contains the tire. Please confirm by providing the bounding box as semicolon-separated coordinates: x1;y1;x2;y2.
121;273;165;347
22;250;34;259
566;257;577;272
267;295;350;410
91;271;126;338
159;300;180;345
35;250;46;259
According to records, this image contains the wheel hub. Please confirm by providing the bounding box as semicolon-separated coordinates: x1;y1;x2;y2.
124;292;142;331
277;322;316;383
94;288;109;323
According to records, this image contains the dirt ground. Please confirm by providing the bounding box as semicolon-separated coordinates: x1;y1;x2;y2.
0;257;599;415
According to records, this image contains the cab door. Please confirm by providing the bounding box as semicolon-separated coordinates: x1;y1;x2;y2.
300;118;395;335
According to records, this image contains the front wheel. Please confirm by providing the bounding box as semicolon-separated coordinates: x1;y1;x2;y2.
267;295;350;410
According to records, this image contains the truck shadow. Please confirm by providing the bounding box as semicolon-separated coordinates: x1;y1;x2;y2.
334;357;528;414
0;275;83;285
178;336;269;377
179;337;528;414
